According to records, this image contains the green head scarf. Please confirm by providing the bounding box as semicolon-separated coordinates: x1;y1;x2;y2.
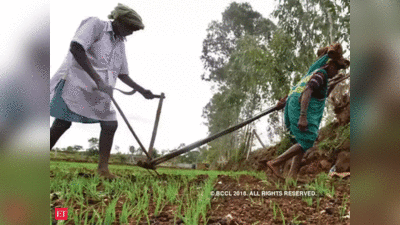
108;3;144;30
306;54;330;75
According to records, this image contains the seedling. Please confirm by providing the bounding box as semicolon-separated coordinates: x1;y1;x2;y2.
302;197;313;206
340;194;349;221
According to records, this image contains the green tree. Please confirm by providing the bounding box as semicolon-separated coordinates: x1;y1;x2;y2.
201;2;276;82
86;137;99;156
88;137;99;147
52;147;61;152
178;151;200;164
136;147;144;156
72;145;83;151
65;146;74;152
201;2;277;164
129;146;136;155
151;148;160;159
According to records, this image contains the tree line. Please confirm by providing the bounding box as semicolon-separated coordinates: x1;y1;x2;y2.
52;138;207;164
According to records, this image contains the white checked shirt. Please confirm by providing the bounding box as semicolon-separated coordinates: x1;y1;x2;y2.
50;17;129;121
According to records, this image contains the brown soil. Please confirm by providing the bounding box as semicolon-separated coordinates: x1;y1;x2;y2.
206;175;350;225
51;171;350;225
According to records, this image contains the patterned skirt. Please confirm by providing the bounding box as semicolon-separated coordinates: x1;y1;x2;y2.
50;79;100;123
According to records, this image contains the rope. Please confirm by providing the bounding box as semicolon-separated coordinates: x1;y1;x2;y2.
113;88;136;95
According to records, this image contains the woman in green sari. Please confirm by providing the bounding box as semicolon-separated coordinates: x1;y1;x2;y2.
267;43;350;179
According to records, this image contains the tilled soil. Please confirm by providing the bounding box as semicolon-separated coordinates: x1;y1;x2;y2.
134;174;350;224
212;143;350;224
51;170;349;225
206;174;350;225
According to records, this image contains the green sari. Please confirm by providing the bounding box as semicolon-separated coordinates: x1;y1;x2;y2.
284;55;329;151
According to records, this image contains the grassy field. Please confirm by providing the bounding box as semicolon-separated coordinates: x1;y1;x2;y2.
50;161;350;224
50;161;267;224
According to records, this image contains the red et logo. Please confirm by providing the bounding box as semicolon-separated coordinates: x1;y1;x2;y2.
55;208;68;220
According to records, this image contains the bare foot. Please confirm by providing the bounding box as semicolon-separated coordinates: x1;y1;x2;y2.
97;169;117;179
267;161;284;180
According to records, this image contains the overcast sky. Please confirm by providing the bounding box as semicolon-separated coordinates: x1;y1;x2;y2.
50;0;278;154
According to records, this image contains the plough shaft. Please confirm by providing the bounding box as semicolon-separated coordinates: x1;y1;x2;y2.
149;105;279;166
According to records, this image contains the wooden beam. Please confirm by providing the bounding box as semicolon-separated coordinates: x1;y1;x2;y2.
253;129;267;149
150;105;278;166
246;132;254;160
148;93;165;160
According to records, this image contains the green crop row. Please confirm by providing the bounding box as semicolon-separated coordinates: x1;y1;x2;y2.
50;161;262;224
